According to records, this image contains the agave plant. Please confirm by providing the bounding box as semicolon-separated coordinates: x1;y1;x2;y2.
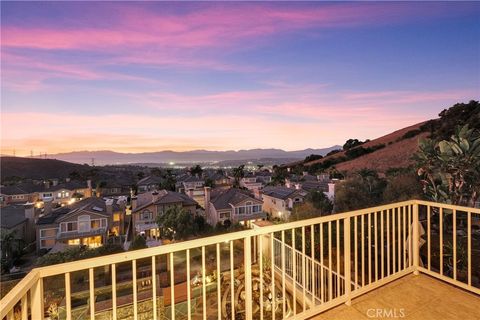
414;124;480;207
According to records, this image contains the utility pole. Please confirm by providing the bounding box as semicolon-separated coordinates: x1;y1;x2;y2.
91;158;95;167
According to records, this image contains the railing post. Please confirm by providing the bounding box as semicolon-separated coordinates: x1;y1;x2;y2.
344;217;351;306
412;202;420;275
30;277;44;320
244;236;253;320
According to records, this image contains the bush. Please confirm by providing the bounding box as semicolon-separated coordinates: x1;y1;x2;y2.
129;235;147;250
401;129;421;140
36;244;124;266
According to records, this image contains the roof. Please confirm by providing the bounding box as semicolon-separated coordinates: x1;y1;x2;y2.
211;188;261;210
182;175;204;183
137;176;163;186
37;197;121;225
262;186;307;200
301;181;328;192
133;190;198;212
0;205;27;228
0;180;88;195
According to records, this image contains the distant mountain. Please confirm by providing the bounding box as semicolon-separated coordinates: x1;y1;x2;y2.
44;147;342;165
1;157;90;180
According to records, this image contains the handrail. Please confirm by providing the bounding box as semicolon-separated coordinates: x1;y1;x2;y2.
0;270;40;319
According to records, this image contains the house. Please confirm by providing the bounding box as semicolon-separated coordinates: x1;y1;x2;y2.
0;205;28;242
137;176;164;193
0;186;36;205
179;175;206;207
239;173;263;194
255;170;273;184
131;190;198;239
204;187;265;227
205;171;232;189
262;186;308;220
35;197;125;252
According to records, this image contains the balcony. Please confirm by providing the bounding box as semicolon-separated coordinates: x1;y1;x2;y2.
1;200;479;320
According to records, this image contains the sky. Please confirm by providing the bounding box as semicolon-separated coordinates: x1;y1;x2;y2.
1;1;479;156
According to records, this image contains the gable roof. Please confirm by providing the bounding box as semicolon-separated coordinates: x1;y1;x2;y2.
133;190;198;212
0;205;27;228
211;188;261;210
137;176;163;186
262;186;307;200
37;197;120;225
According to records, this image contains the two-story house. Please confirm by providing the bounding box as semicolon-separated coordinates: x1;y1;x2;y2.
205;187;265;228
131;190;198;239
35;197;125;252
137;176;164;193
205;171;232;189
239;173;263;194
262;186;308;220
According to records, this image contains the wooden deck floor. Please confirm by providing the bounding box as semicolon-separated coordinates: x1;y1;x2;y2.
310;274;480;320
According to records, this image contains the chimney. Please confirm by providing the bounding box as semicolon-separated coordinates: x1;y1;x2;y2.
295;183;300;190
106;198;113;216
44;199;53;215
131;196;138;210
204;187;211;215
285;181;291;188
152;191;160;203
44;180;51;189
52;179;58;187
86;180;93;198
328;183;335;198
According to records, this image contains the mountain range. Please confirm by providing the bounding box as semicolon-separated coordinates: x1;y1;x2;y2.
43;147;342;165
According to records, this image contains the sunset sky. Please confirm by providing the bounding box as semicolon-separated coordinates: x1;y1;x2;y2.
1;1;479;156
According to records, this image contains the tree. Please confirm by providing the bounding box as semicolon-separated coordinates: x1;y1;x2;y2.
190;165;203;176
232;165;245;187
414;124;480;206
383;173;423;203
334;170;386;212
129;235;147;250
304;154;323;162
343;139;364;151
307;190;333;213
150;167;163;176
0;230;24;272
157;206;196;240
160;169;176;191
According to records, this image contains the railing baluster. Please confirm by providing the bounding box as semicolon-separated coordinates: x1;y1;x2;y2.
328;221;332;301
397;207;401;272
65;272;71;320
381;210;384;279
152;257;157;320
374;211;378;282
361;214;365;286
271;233;276;320
453;209;457;280
311;224;315;307
133;260;138;320
413;203;420;275
439;207;443;275
230;240;235;320
319;224;324;303
354;216;358;289
408;205;412;267
392;209;396;274
344;217;351;306
112;263;117;320
387;209;390;276
216;244;221;320
403;206;407;270
336;220;341;297
292;228;296;315
244;237;253;320
368;212;372;284
21;294;27;320
427;205;431;270
201;247;206;320
302;226;306;312
259;236;264;320
186;250;191;320
467;212;472;286
282;230;286;317
89;268;95;319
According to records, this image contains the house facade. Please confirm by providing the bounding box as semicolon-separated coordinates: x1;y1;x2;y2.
262;186;308;220
35;197;125;252
131;190;198;239
205;187;265;227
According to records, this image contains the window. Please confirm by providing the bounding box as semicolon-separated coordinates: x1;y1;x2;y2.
78;215;91;232
40;228;58;238
68;239;80;245
57;192;62;198
113;213;121;222
65;192;70;197
40;239;56;248
91;219;101;229
140;210;152;221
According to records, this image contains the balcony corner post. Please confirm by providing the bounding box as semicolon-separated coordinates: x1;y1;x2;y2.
244;235;253;320
344;217;352;306
412;201;420;275
31;276;44;320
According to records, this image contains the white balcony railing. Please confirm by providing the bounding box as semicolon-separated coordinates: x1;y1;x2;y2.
1;200;479;320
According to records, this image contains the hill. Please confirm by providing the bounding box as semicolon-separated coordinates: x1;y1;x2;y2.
45;146;341;165
297;100;480;175
0;157;90;181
